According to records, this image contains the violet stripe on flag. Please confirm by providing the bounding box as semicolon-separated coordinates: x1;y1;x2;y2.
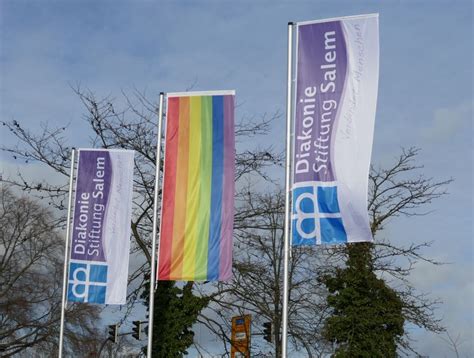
219;95;235;280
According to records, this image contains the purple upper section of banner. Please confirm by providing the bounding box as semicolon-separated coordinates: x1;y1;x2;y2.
294;21;347;183
70;150;112;262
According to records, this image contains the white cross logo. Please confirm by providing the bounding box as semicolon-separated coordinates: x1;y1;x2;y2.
69;264;107;303
292;183;341;244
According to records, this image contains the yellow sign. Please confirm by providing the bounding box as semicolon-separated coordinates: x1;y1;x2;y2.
231;315;251;358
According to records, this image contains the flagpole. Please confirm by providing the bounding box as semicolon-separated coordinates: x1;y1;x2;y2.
58;148;76;358
147;92;165;358
282;22;294;357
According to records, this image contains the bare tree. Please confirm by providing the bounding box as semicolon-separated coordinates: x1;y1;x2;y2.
1;86;282;355
197;148;450;357
0;185;103;357
319;148;450;356
1;86;280;273
196;187;331;357
1;85;450;356
439;330;467;358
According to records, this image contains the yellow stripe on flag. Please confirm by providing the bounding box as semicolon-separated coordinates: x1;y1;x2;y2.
182;96;202;280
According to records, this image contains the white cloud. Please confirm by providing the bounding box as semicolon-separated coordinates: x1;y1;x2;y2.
422;101;472;142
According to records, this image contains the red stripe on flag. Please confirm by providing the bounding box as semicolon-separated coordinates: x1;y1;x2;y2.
158;97;180;280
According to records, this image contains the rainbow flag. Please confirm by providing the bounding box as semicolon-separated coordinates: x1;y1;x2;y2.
158;91;235;281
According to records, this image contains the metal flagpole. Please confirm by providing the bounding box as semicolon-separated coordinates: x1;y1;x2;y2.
58;148;76;358
282;22;294;358
147;92;165;358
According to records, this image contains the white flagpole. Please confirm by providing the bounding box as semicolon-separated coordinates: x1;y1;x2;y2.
282;22;294;357
58;148;76;358
147;92;165;358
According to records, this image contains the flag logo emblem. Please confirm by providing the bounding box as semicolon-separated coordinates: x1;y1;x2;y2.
292;183;347;245
68;262;108;303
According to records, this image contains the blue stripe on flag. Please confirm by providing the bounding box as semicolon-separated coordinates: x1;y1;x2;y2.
207;96;224;280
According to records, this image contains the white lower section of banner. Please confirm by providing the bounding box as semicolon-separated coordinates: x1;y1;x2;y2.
103;151;134;304
334;17;379;243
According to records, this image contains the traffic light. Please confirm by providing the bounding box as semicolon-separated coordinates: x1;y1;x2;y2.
108;324;119;343
132;320;143;340
263;321;272;343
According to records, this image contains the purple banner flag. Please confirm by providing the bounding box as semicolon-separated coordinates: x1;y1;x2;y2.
294;21;347;183
68;149;134;304
292;14;379;245
70;151;111;262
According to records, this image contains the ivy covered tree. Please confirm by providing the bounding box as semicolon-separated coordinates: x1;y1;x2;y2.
321;148;451;356
322;243;404;357
140;279;209;357
198;148;450;357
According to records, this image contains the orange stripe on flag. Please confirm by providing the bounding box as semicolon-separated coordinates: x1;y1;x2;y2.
170;97;190;279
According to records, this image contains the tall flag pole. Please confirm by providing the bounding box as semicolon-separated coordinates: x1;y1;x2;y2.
58;148;76;358
157;90;235;282
283;14;379;355
147;92;165;358
282;22;295;358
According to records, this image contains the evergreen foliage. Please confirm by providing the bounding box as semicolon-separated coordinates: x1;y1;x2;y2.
141;279;209;357
322;243;404;357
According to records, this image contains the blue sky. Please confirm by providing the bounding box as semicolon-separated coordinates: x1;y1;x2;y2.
1;0;472;356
